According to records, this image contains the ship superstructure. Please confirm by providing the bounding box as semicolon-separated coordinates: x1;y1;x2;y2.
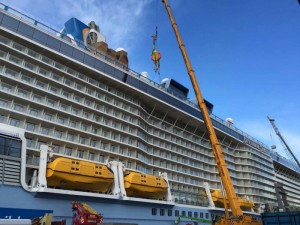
0;3;299;222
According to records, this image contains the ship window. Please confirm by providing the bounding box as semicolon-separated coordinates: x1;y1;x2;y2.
14;104;24;112
64;147;72;156
77;150;84;158
17;88;28;97
67;134;74;141
40;127;49;135
0;99;8;107
205;213;209;219
188;211;192;217
21;74;31;83
83;111;89;118
182;211;186;216
24;61;34;70
99;155;105;163
47;99;55;107
27;49;38;58
81;123;87;131
90;140;97;147
9;54;21;64
54;130;62;138
9;118;20;127
151;208;157;215
60;103;67;111
5;68;18;77
100;142;107;150
64;79;73;86
69;121;77;128
194;212;198;218
39;68;49;76
73;95;81;103
57;117;66;124
175;210;179;217
41;55;51;64
89;152;94;161
160;209;165;216
1;83;12;92
33;94;42;103
200;212;203;218
62;91;69;98
44;113;53;121
168;209;172;216
0;136;21;157
29;108;39;116
26;122;36;131
49;86;58;93
79;137;86;144
86;88;93;95
52;144;60;153
72;108;79;115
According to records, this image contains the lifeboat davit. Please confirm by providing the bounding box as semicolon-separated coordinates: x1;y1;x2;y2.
46;157;114;193
123;172;168;199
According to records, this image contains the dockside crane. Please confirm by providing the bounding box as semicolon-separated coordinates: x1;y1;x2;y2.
161;1;262;225
267;116;300;168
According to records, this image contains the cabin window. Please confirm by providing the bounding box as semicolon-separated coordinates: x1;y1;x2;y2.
64;147;72;156
182;211;186;216
160;209;165;216
168;209;172;216
9;118;20;127
89;152;94;161
200;212;203;218
151;208;157;215
205;213;209;219
194;212;198;218
188;211;192;217
25;122;36;132
77;150;84;158
52;145;60;153
0;136;21;157
175;210;179;217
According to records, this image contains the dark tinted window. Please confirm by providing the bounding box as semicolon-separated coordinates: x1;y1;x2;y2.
160;209;165;216
151;208;157;215
168;209;172;216
0;136;21;157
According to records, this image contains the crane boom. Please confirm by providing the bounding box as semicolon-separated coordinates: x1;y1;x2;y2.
267;116;300;168
161;1;262;224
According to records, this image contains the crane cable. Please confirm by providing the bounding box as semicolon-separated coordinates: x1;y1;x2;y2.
151;0;162;75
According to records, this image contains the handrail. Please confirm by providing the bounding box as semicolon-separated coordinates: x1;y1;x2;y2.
0;2;293;168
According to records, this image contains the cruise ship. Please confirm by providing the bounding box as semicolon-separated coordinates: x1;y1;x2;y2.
0;3;299;224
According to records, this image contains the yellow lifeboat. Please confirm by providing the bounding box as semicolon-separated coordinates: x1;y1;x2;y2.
203;189;254;211
124;172;168;199
46;157;114;193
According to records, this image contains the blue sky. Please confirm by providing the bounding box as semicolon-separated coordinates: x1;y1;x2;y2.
3;0;300;160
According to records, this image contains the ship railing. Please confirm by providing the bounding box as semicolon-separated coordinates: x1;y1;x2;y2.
2;3;297;171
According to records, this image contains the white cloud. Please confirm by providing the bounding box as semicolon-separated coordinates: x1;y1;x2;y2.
51;0;152;51
4;0;153;52
238;119;300;162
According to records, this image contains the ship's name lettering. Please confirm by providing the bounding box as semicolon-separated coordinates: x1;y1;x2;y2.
243;137;265;151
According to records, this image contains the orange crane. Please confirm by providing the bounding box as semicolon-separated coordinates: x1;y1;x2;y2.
161;1;262;225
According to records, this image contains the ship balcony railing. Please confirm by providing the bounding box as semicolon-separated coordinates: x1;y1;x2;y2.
0;2;289;164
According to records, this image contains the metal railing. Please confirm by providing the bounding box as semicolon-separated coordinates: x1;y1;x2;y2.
1;2;297;172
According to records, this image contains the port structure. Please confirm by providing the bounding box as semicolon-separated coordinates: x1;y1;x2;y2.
162;1;262;224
